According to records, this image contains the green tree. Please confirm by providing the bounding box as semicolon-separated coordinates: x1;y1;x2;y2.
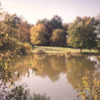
68;17;97;51
2;14;31;43
36;15;63;45
36;18;51;45
95;13;100;48
17;20;31;43
50;15;63;30
2;14;21;38
63;23;69;31
51;29;67;46
30;24;48;45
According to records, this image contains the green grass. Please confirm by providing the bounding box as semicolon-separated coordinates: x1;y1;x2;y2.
32;46;99;55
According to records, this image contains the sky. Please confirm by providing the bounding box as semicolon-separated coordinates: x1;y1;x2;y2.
1;0;100;24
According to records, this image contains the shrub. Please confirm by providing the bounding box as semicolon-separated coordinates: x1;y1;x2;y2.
17;41;26;55
34;49;46;54
0;37;26;55
24;43;32;53
0;37;18;51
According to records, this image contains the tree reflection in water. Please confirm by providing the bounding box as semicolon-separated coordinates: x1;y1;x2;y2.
0;54;100;99
66;55;96;89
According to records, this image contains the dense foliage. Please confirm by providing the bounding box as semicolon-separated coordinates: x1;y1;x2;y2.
0;2;100;55
68;17;97;51
31;15;100;51
0;6;32;55
30;24;48;45
51;29;67;46
35;15;65;46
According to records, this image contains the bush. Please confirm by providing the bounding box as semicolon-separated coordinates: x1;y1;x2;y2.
24;43;32;53
17;41;26;55
34;49;46;54
0;37;26;55
0;37;18;51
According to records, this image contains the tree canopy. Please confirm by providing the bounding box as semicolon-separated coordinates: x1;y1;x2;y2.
51;29;67;46
30;24;48;45
68;17;97;51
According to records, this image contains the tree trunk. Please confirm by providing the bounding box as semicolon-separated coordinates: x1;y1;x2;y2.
80;49;82;52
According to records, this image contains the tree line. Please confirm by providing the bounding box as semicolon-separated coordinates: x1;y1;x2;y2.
30;14;100;51
0;3;100;54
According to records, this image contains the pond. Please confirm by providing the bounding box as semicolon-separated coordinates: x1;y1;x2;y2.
0;54;100;100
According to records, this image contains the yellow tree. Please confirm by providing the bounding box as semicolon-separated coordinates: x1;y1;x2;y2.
30;24;48;45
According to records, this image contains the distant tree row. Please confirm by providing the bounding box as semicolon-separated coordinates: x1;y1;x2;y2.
30;14;100;51
1;2;100;52
30;15;68;46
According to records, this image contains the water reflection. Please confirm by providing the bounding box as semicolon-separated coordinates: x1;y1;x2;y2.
66;55;96;89
0;54;100;100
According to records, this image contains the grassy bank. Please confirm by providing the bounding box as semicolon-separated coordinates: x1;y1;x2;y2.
32;46;99;55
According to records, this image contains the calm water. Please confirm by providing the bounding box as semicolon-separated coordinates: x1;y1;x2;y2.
0;54;100;100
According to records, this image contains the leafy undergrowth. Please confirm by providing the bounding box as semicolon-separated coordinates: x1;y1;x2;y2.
77;71;100;100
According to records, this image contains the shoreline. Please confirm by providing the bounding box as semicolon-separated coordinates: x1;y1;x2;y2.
32;46;100;55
